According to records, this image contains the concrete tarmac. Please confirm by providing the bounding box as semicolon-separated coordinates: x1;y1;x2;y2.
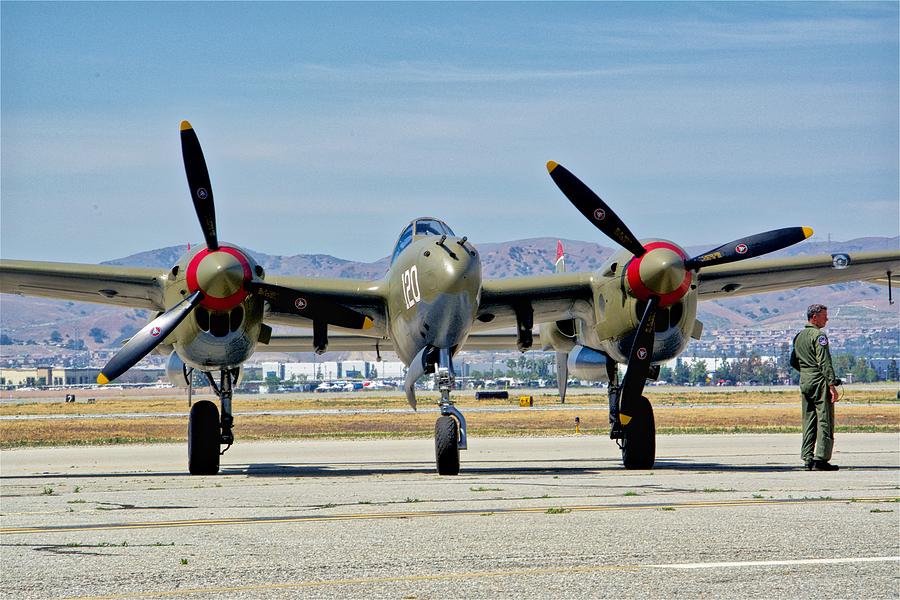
1;433;898;599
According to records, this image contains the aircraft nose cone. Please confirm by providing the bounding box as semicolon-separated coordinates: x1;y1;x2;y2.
435;242;478;280
639;248;686;295
196;252;245;298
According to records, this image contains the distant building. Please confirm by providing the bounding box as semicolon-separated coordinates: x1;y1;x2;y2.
284;362;316;381
376;361;406;378
61;368;102;385
252;360;407;381
261;362;285;380
0;366;163;387
1;367;54;387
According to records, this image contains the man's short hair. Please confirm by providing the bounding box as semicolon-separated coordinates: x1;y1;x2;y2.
807;304;828;320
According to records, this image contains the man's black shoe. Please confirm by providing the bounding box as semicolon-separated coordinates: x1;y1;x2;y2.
812;461;839;471
804;460;814;471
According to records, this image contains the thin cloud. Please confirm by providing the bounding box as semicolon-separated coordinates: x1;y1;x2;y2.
563;15;898;52
253;62;673;84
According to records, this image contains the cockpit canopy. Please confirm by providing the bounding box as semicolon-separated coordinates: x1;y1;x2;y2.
391;217;456;264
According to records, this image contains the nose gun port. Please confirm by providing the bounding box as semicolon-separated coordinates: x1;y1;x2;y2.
436;235;458;260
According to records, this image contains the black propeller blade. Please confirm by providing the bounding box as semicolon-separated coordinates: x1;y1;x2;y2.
685;227;813;271
546;161;647;257
245;281;374;330
97;291;204;385
618;296;659;423
180;121;218;250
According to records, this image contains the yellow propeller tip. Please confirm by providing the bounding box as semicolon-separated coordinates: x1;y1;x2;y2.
180;120;193;131
546;161;559;173
97;374;109;385
802;226;814;238
362;317;374;330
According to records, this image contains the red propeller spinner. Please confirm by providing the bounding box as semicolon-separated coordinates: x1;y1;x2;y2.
624;241;692;308
185;246;252;312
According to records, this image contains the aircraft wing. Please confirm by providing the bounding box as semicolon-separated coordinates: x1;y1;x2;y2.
474;272;595;332
265;331;542;354
260;275;389;334
696;250;900;299
265;334;389;353
0;259;166;310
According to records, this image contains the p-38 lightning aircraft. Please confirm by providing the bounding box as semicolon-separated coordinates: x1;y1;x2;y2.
2;122;897;475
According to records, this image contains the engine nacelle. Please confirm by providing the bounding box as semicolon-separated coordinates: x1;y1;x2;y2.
567;345;609;382
166;350;244;388
165;351;191;388
539;320;577;353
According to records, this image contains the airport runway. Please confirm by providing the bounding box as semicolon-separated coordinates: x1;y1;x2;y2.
1;434;898;599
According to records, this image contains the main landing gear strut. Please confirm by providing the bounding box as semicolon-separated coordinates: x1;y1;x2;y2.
606;362;656;469
434;348;467;476
187;368;238;475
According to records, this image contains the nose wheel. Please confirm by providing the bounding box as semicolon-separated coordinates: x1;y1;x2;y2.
619;395;656;469
188;400;220;475
435;415;460;476
434;349;466;476
187;368;238;475
607;363;656;469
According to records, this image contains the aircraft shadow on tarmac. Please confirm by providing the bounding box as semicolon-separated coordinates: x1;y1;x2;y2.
227;459;614;478
3;460;894;481
222;459;895;477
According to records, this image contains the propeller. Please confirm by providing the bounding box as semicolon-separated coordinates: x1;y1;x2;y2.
97;121;375;385
546;161;814;418
98;291;204;385
180;121;218;250
546;161;646;257
545;161;813;274
684;227;813;271
617;296;659;424
245;281;373;330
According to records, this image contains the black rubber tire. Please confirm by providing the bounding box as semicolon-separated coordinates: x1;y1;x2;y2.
188;400;221;475
621;395;655;469
434;415;460;476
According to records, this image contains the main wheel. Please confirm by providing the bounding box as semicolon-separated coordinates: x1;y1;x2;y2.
435;415;460;476
188;400;221;475
621;395;655;469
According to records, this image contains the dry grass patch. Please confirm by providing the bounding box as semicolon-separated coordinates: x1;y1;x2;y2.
2;403;896;447
2;388;894;418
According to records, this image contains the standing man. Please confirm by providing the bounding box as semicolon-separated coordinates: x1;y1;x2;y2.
792;304;840;471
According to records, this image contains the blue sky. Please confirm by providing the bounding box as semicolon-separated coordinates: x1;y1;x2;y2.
2;2;897;264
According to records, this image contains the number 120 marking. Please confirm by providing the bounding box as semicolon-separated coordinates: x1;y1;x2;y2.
402;266;421;309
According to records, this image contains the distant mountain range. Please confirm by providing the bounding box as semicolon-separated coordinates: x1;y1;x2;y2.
2;236;897;353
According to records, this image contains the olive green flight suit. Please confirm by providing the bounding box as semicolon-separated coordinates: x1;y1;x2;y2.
793;324;837;463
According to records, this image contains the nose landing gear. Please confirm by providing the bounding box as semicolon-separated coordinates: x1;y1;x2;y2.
434;348;466;476
187;368;238;475
606;361;656;469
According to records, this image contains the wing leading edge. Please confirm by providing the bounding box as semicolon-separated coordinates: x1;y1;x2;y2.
696;250;900;299
0;260;166;310
253;274;389;335
475;272;596;332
